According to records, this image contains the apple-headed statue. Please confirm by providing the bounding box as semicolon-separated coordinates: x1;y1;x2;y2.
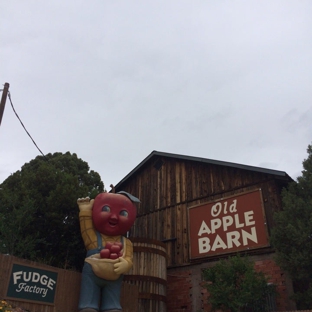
77;190;140;312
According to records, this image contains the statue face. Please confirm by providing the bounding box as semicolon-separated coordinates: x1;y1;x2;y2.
92;193;137;236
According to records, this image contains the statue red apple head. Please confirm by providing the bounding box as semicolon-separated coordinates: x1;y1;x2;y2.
92;191;139;236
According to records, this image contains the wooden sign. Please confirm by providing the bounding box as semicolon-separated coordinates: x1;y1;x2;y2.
6;262;58;305
188;189;269;259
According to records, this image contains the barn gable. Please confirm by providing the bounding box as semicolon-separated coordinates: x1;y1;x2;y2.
117;151;296;311
115;150;292;267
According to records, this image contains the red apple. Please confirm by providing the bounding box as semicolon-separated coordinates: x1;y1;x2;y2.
118;251;123;257
110;245;121;253
114;242;123;248
105;242;114;250
110;253;118;260
100;249;110;259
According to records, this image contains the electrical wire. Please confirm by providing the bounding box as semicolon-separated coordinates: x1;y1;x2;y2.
7;91;47;160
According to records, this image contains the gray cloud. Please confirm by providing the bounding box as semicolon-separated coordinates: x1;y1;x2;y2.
1;1;311;187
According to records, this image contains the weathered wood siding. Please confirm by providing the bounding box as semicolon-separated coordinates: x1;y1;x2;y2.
116;156;289;267
0;254;138;312
0;254;81;312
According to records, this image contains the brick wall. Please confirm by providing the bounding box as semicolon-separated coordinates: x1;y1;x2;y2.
167;270;193;312
201;259;295;312
254;258;289;311
167;254;296;312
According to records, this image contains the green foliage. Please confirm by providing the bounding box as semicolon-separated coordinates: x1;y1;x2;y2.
270;143;312;309
0;196;44;259
202;254;275;312
291;280;312;310
0;152;104;271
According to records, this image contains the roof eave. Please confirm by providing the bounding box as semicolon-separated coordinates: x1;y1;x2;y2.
114;150;293;189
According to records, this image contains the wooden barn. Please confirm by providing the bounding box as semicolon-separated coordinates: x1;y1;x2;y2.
117;150;296;311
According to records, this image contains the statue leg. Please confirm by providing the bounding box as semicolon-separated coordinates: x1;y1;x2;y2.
100;276;123;311
78;263;101;311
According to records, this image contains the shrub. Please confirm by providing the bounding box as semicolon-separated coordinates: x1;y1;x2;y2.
202;255;276;312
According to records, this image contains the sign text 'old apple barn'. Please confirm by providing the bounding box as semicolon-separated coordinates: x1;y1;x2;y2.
188;189;270;259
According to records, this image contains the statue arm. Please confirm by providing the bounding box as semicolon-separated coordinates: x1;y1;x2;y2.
78;197;97;250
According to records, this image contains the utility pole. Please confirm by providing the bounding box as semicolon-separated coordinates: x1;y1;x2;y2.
0;82;10;127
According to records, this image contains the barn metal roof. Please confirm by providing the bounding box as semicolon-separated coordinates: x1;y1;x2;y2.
115;150;292;188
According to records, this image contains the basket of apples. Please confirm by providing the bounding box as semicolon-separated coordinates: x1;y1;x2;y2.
85;241;125;280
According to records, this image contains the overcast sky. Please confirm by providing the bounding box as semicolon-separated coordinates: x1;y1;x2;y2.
1;1;311;189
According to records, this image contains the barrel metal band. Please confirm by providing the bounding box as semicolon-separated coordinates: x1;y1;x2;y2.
124;274;167;286
133;246;167;259
130;237;166;249
138;292;167;302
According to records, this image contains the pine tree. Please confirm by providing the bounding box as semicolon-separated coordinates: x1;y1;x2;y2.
271;143;312;309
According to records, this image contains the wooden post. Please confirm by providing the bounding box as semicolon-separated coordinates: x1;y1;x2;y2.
0;82;10;127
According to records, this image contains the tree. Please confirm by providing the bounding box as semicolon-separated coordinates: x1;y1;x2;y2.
0;196;44;259
202;254;275;312
270;143;312;309
0;152;104;271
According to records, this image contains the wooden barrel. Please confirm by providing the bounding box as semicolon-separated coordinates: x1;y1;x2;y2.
124;237;167;312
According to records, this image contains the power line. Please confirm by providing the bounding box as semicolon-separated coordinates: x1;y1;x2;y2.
7;91;47;160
